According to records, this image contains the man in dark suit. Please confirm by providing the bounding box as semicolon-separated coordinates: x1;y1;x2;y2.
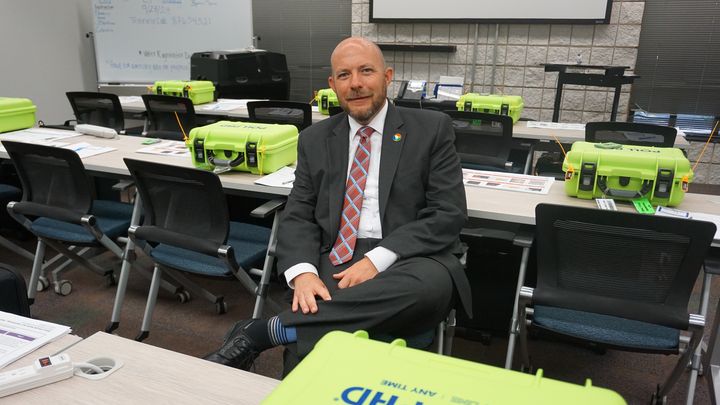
204;37;471;370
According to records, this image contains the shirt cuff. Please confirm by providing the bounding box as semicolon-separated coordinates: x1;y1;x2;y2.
364;246;398;273
283;263;319;289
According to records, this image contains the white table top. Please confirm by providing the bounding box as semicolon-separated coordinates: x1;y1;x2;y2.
465;180;720;226
119;99;689;147
512;121;689;147
0;132;291;198
2;332;279;405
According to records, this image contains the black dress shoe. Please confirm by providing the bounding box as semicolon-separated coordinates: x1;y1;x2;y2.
203;320;261;370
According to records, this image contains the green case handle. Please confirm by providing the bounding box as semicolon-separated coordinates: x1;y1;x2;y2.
597;176;653;199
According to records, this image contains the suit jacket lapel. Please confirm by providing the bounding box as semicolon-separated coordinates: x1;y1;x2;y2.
379;103;405;224
327;116;350;239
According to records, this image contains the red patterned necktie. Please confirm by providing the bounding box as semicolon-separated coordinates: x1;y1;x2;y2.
330;126;374;266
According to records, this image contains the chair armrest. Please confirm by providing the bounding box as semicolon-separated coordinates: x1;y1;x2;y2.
478;156;512;168
689;313;705;328
111;180;135;192
9;201;89;225
461;227;517;242
512;227;534;248
520;286;534;300
703;250;720;275
36;120;74;131
122;126;145;136
250;198;286;219
132;225;222;257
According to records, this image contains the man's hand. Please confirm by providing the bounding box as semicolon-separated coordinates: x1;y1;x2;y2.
292;272;332;314
333;257;379;289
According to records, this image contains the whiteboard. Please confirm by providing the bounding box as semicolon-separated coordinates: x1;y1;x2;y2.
370;0;612;23
92;0;253;84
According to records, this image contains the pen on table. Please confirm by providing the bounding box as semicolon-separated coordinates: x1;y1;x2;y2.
281;179;295;185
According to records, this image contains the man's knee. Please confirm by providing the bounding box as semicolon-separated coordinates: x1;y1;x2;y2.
386;257;454;310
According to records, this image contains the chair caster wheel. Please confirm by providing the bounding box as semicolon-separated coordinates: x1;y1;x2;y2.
36;276;50;292
176;290;191;303
54;280;72;296
105;272;117;287
216;300;228;315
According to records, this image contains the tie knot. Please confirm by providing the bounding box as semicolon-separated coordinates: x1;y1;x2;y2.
358;126;373;141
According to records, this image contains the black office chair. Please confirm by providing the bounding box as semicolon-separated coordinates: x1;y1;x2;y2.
247;100;312;131
141;94;197;140
328;106;344;116
585;121;677;147
67;91;144;200
507;203;715;404
442;110;536;351
123;158;285;341
2;141;134;301
444;110;530;174
66;91;126;133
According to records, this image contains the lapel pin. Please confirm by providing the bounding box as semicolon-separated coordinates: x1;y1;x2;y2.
392;133;402;142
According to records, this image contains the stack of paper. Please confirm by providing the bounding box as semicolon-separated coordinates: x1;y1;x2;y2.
0;311;71;369
136;140;190;158
63;142;116;158
462;169;555;194
254;166;295;189
0;128;81;151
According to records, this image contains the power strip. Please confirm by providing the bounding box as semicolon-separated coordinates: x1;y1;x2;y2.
0;354;74;397
74;124;119;139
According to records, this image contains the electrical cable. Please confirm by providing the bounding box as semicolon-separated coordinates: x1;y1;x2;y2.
73;362;105;375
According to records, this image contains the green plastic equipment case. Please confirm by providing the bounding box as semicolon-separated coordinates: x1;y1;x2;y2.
189;121;298;175
563;141;692;207
149;80;215;105
456;93;524;123
315;88;339;115
0;98;36;133
263;331;626;404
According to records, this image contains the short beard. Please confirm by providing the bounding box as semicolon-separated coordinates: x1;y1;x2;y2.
342;95;386;125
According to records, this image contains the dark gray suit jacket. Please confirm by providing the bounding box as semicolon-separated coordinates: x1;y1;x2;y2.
276;102;472;316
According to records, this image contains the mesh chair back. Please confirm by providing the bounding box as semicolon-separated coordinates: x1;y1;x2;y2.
66;91;125;133
534;203;715;330
444;110;514;171
124;159;229;245
141;94;197;140
247;101;312;131
2;141;92;214
585;121;677;147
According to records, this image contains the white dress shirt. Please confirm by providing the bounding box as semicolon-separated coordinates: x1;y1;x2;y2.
284;100;399;287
